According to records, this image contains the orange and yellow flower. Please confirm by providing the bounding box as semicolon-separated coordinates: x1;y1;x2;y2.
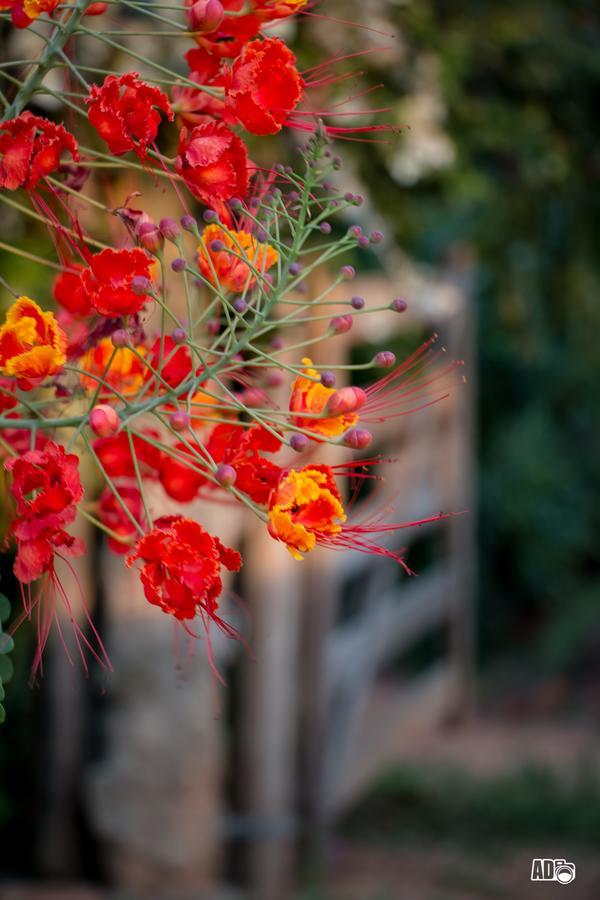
0;296;67;389
267;465;346;559
289;358;360;439
197;224;278;293
78;337;147;396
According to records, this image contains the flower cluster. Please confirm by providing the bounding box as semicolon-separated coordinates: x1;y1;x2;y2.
0;0;461;683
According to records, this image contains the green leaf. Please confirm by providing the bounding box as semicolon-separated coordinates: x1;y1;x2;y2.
0;656;13;684
0;633;14;655
0;594;10;624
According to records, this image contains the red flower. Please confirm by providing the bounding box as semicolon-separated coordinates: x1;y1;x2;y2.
98;485;145;554
176;121;248;205
0;112;78;191
225;38;303;135
159;443;207;503
86;73;173;158
81;248;154;317
172;48;226;127
93;429;164;480
5;441;84;583
52;265;91;317
0;0;61;30
189;0;307;59
147;335;194;390
126;515;242;625
0;377;18;414
207;423;282;503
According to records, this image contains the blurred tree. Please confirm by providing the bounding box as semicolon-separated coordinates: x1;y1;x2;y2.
302;0;600;667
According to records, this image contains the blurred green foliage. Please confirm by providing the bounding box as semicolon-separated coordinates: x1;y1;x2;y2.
343;762;600;846
316;0;600;668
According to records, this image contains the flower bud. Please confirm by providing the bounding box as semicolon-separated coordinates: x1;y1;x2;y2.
320;371;336;388
233;298;247;314
340;265;355;281
330;314;353;334
89;403;119;437
351;295;365;310
181;214;197;232
131;275;152;295
159;217;181;242
229;197;244;211
357;236;370;248
203;208;219;223
375;350;396;368
319;222;332;234
288;261;301;276
210;239;225;252
171;257;186;272
326;386;367;417
343;427;372;450
84;2;107;14
136;220;163;254
206;319;220;335
370;230;384;243
215;463;236;487
111;329;129;349
188;0;224;34
172;327;187;344
170;411;189;432
290;433;309;452
390;297;408;313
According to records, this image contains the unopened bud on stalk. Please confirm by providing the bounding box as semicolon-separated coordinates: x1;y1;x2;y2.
290;433;309;452
170;411;189;432
180;214;197;232
233;298;247;314
390;297;408;312
172;328;187;344
320;371;336;388
188;0;224;34
206;319;220;335
343;427;372;450
136;220;163;254
89;404;120;437
171;257;186;272
330;314;353;334
375;350;396;368
288;262;302;276
326;386;367;417
215;463;237;487
210;239;225;252
340;265;355;281
159;217;181;242
203;209;219;223
111;329;129;349
131;276;152;295
351;296;365;310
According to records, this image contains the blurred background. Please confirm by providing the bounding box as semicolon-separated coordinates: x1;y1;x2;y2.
2;1;600;898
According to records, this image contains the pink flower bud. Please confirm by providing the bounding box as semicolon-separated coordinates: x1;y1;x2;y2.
136;220;163;254
188;0;224;34
374;350;396;368
326;386;367;417
170;411;190;432
159;217;181;242
343;427;373;450
111;329;129;349
89;404;120;437
215;463;236;486
290;433;309;452
330;314;353;334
